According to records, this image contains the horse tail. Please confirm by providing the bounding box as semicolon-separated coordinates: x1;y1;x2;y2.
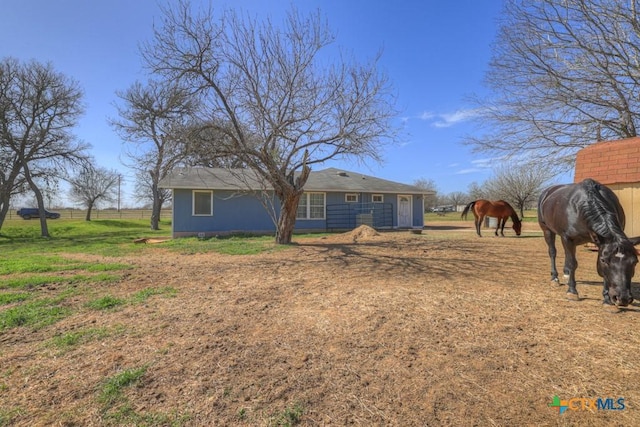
461;201;475;220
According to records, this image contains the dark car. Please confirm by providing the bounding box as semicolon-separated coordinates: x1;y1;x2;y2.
16;208;61;220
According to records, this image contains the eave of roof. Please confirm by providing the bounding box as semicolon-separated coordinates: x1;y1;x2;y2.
159;167;432;195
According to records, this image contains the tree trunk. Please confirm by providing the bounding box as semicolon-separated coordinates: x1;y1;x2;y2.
0;191;13;231
0;202;9;230
86;202;94;221
150;192;162;230
22;163;49;238
0;164;23;231
275;191;303;244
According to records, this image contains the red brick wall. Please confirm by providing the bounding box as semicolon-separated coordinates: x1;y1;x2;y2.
574;137;640;184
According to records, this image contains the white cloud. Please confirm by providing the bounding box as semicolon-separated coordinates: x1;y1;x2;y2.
433;109;482;128
419;111;435;120
454;157;503;175
455;168;484;175
415;108;482;128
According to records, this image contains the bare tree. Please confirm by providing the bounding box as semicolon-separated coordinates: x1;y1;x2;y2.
466;182;488;201
142;1;399;244
0;57;88;235
483;161;557;218
447;191;468;211
111;79;197;230
68;165;119;221
468;0;640;169
413;178;438;211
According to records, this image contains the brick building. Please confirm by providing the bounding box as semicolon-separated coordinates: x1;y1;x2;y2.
574;137;640;235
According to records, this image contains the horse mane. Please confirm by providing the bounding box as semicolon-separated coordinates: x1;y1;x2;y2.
581;179;626;242
510;209;521;226
500;200;521;225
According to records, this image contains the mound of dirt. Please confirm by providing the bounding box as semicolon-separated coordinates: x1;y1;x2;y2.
347;224;380;241
310;224;381;244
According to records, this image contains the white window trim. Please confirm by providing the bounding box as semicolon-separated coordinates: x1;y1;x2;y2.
192;190;213;216
345;193;359;203
297;192;326;220
372;194;384;203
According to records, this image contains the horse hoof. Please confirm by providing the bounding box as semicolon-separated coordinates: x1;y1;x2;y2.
603;303;622;313
566;292;580;301
550;279;561;286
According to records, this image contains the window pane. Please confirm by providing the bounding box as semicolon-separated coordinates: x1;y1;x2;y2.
310;193;324;205
297;194;308;218
310;206;324;219
194;191;212;215
309;193;325;219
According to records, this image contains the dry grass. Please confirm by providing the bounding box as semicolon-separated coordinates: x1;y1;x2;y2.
2;222;640;425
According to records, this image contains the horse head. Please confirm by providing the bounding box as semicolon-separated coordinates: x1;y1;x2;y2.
595;237;639;307
512;220;522;236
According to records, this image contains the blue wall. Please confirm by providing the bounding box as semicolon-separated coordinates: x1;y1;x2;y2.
171;189;424;236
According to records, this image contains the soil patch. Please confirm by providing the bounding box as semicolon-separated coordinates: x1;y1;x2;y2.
2;221;640;425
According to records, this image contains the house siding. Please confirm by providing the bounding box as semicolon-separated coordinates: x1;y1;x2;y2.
172;189;277;236
170;189;425;237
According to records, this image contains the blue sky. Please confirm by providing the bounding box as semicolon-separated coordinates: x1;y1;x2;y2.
1;1;512;206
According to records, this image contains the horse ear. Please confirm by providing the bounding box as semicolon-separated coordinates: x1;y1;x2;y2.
628;236;640;246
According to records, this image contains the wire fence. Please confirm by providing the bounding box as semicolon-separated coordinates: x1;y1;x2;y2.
7;209;173;221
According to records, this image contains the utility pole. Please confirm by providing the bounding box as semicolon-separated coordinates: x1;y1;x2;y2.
117;174;121;212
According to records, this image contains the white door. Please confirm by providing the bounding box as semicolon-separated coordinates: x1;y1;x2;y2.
398;195;412;228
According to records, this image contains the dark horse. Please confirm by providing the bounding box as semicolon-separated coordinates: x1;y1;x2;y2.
461;200;522;237
538;178;640;307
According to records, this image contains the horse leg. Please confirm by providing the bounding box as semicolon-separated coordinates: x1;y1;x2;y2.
561;237;579;300
475;214;483;237
499;217;506;237
541;226;559;283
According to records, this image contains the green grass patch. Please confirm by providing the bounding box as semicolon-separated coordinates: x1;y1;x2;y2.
86;295;126;311
131;287;177;304
0;219;171;257
0;407;25;426
0;254;132;276
0;273;122;290
48;325;126;351
97;363;191;426
0;292;31;305
0;255;84;275
165;234;281;255
98;366;148;407
268;402;305;426
0;298;72;331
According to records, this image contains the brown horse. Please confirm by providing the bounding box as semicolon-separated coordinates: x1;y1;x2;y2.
461;200;522;237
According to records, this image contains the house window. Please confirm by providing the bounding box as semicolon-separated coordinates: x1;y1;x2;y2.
193;190;213;216
372;194;384;203
345;193;359;203
297;192;325;219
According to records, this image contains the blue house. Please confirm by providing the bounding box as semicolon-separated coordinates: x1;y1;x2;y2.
159;167;430;238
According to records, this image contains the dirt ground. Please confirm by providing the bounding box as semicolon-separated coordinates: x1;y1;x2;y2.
3;221;640;426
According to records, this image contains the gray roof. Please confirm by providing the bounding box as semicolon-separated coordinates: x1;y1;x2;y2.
159;167;431;195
